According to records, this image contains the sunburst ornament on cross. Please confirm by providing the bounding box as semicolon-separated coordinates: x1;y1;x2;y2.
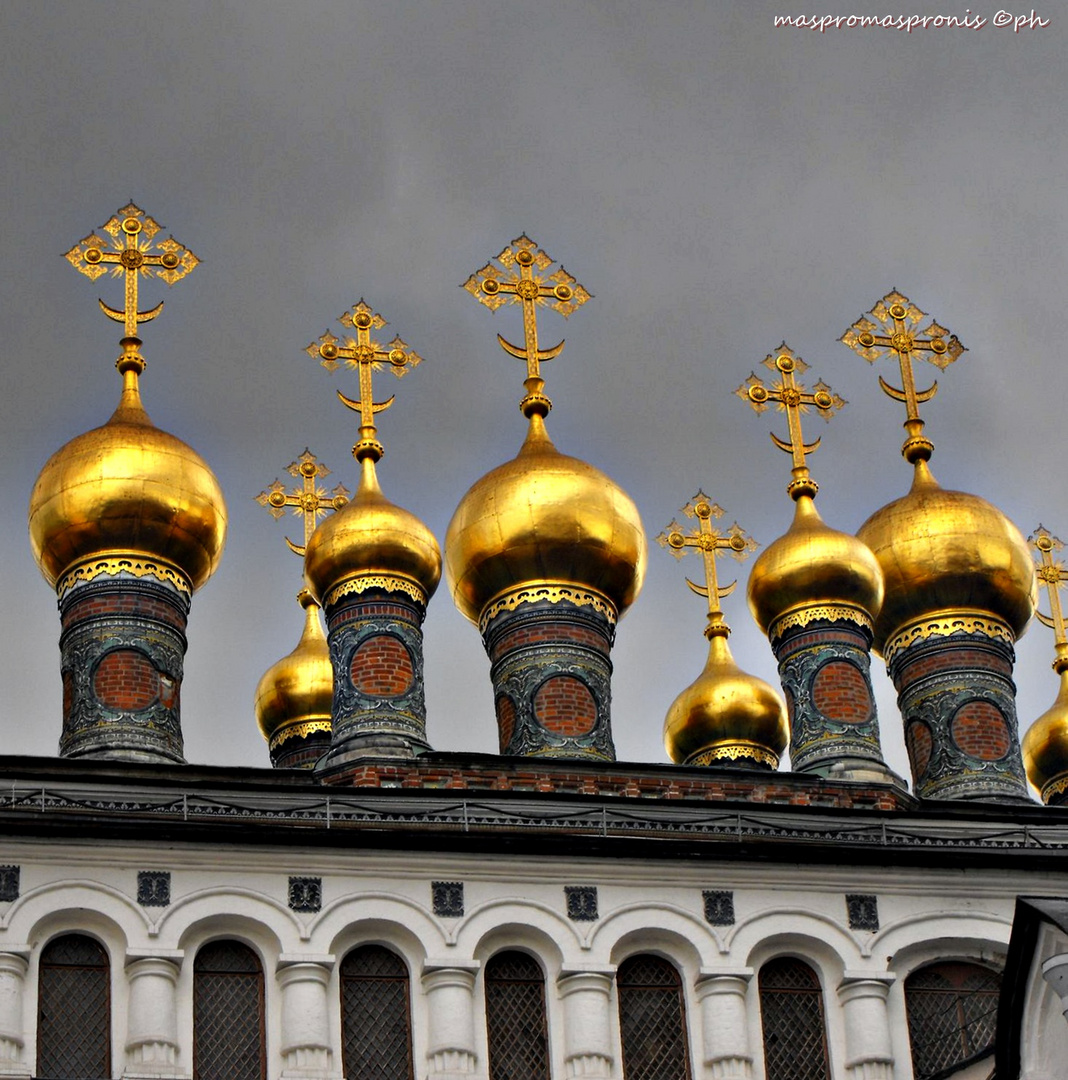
841;290;965;464
463;234;591;418
306;300;424;463
736;343;845;500
256;449;350;557
1031;526;1068;673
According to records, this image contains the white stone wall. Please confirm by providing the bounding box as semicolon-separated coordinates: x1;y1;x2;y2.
0;837;1047;1079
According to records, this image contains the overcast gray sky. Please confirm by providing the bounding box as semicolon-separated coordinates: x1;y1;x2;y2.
1;1;1064;790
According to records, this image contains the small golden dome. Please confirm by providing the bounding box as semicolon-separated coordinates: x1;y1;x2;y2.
255;590;334;748
748;494;883;635
857;460;1036;653
304;458;441;606
28;370;226;591
664;634;788;767
444;415;646;624
1023;669;1068;803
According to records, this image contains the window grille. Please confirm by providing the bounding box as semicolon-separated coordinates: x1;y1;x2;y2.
617;954;692;1080
905;961;1000;1079
485;950;550;1080
341;945;414;1080
193;940;265;1080
36;933;110;1079
758;957;830;1080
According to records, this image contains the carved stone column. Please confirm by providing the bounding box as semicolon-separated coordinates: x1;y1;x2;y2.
0;952;30;1077
421;961;480;1078
695;969;753;1079
123;951;183;1078
557;968;615;1078
837;973;895;1080
277;955;340;1078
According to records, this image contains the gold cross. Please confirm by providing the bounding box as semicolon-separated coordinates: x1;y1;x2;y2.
256;449;350;557
841;289;965;463
656;493;757;639
1031;526;1068;672
306;300;423;463
463;234;591;418
736;343;845;498
64;202;199;341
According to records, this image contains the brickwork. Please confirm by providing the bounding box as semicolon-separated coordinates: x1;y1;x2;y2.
811;661;873;725
272;732;331;770
350;635;414;697
889;625;1029;801
61;585;187;633
483;599;616;760
534;676;597;736
950;701;1011;761
92;649;159;711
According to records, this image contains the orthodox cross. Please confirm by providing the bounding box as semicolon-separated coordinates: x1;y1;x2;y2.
656;493;757;639
64;202;199;341
736;343;845;499
840;289;965;463
306;300;423;462
1031;526;1068;672
256;449;350;557
463;234;591;417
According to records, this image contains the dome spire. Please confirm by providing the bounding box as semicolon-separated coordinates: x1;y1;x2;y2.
740;345;898;784
659;495;787;769
463;234;590;419
840;290;965;466
255;450;349;769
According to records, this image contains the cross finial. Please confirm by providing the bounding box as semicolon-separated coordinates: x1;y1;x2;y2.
306;300;424;463
256;449;350;557
656;492;757;639
463;234;591;419
736;343;845;500
841;290;965;464
64;202;199;375
1031;526;1068;672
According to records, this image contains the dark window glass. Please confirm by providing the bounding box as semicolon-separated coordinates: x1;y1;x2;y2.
759;957;830;1080
617;954;691;1080
193;939;265;1080
341;944;414;1080
485;950;550;1080
905;961;1000;1079
37;933;110;1079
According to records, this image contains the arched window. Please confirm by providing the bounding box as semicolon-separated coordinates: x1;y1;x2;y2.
193;939;266;1080
905;961;1000;1079
617;954;691;1080
758;957;830;1080
37;933;110;1079
485;950;550;1080
341;944;414;1080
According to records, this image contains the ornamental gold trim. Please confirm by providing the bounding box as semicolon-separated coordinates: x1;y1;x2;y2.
769;604;873;642
479;583;618;632
271;719;332;750
1042;773;1068;804
57;556;192;598
324;574;427;609
687;744;780;769
883;611;1014;665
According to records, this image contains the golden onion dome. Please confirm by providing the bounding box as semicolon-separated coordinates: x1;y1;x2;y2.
444;414;646;624
664;634;788;768
747;494;883;636
28;369;226;591
856;459;1036;654
1022;668;1068;804
304;457;441;606
255;590;334;748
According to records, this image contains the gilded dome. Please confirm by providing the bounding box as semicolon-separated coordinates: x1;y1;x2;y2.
856;460;1036;653
28;371;226;591
444;415;646;624
304;458;441;606
664;634;788;768
1022;669;1068;803
748;494;883;636
255;590;334;749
